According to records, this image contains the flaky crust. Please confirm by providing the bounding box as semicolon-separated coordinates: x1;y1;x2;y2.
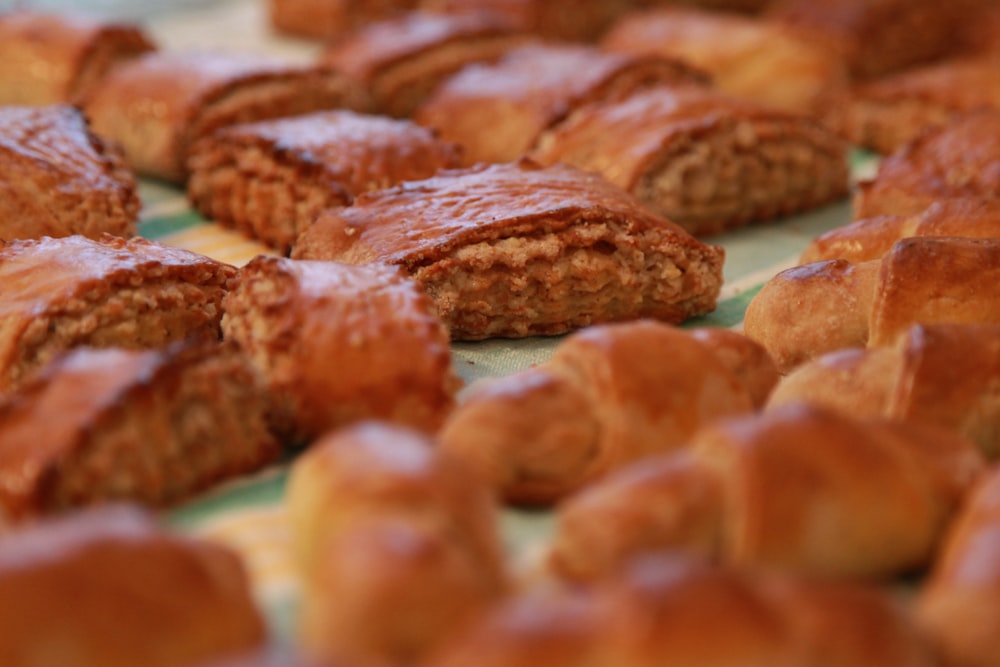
413;42;708;164
0;104;140;241
187;110;462;253
292;160;724;339
0;11;155;105
83;51;370;183
268;0;420;40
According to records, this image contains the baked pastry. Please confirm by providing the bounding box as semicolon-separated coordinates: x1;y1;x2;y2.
743;236;1000;373
419;0;635;42
547;403;984;582
0;234;235;392
766;323;1000;460
291;160;725;340
0;11;155;105
413;42;708;164
854;110;1000;219
0;104;140;241
601;7;849;116
221;256;459;442
318;11;529;118
0;341;280;522
529;86;850;237
268;0;420;40
187;110;463;253
0;504;266;667
438;321;777;506
82;50;369;183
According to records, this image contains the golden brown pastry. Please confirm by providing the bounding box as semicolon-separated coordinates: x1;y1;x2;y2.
0;341;280;522
187;110;463;253
0;234;235;392
801;198;1000;264
529;87;850;237
0;11;155;105
438;321;777;506
0;104;140;241
268;0;421;40
318;11;529;118
854;110;1000;219
419;0;635;42
601;7;849;116
743;236;1000;373
82;50;369;183
412;42;708;164
291;160;725;340
0;505;265;667
548;404;984;582
221;255;459;443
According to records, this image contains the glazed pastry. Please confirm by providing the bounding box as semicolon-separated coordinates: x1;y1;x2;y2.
291;160;725;340
547;404;984;581
268;0;420;40
187;110;463;253
221;256;459;442
0;505;266;667
82;50;369;183
743;237;1000;373
530;87;850;236
419;0;635;42
438;321;777;506
0;104;140;240
0;341;280;522
318;11;529;118
413;42;708;164
0;11;155;105
767;323;1000;460
0;235;235;392
854;110;1000;219
602;7;849;116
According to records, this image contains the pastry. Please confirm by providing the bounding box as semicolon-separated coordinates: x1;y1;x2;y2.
743;236;1000;373
318;11;529;118
0;234;235;392
0;10;155;105
854;110;1000;219
601;7;849;116
82;50;369;183
268;0;420;40
0;341;280;522
529;86;850;237
0;504;266;667
221;255;459;443
548;403;984;582
412;42;708;164
291;160;725;340
187;110;463;253
438;321;777;506
0;104;140;241
419;0;635;42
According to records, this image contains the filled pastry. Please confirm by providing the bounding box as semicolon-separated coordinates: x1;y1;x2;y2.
0;104;140;241
82;50;369;183
530;86;850;236
221;256;460;442
413;42;708;164
291;160;725;340
268;0;420;40
0;505;266;667
187;110;463;253
318;11;529;118
419;0;635;42
0;341;280;522
0;234;235;392
0;10;155;105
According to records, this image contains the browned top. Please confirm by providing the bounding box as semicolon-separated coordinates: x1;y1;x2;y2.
420;0;633;42
851;57;1000;111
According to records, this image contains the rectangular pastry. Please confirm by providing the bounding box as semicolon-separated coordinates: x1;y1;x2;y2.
530;87;850;236
291;160;725;340
268;0;421;40
82;50;370;183
0;104;140;241
187;109;463;254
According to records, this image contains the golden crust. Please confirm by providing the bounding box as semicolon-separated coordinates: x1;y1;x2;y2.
268;0;420;40
419;0;635;42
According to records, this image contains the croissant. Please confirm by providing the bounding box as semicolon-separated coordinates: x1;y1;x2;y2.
438;321;779;506
743;236;1000;373
547;403;984;582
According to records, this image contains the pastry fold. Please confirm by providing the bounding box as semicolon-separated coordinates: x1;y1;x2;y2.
292;160;725;340
0;104;140;241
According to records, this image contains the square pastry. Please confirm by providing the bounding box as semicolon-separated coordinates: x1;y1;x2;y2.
291;160;725;340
